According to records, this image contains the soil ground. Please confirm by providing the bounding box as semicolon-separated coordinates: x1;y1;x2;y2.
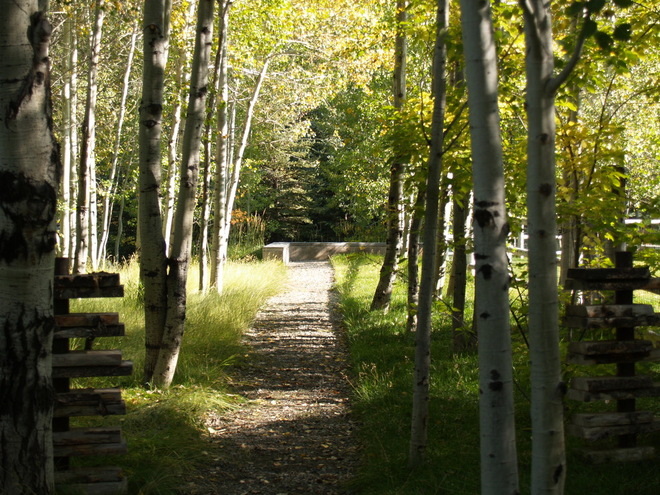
183;261;359;494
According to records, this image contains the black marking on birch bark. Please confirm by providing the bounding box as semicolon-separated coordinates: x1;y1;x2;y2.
489;381;503;391
196;85;208;98
5;12;52;124
474;208;495;228
490;369;500;380
478;263;493;279
539;183;552;197
480;311;491;319
557;381;567;395
0;171;57;262
474;253;489;260
552;464;564;484
540;133;549;144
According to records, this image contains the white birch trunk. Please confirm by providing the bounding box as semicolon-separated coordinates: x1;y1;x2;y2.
210;0;232;292
0;5;59;492
218;54;271;274
74;1;105;273
151;0;215;388
139;0;171;385
371;0;408;312
59;15;74;258
522;1;570;492
409;0;448;465
459;0;519;492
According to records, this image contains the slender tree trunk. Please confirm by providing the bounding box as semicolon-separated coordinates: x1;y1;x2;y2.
163;61;184;253
67;19;79;263
433;186;451;296
217;52;271;285
409;0;448;464
371;0;408;312
450;197;472;353
59;15;75;258
74;0;105;273
139;0;171;386
459;0;520;492
522;0;579;491
151;0;215;388
406;187;425;333
0;6;59;492
98;23;138;264
210;0;233;293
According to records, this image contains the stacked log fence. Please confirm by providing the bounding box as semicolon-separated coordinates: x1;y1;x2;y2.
53;257;131;494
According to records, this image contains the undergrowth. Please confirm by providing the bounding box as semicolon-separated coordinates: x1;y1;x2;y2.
332;253;660;495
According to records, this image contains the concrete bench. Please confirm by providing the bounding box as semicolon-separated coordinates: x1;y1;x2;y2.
262;242;386;263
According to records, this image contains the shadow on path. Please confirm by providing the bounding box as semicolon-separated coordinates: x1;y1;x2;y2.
184;262;358;494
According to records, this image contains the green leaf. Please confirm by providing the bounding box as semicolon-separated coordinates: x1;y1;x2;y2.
586;0;606;14
613;23;632;41
583;19;598;38
566;2;585;16
594;30;613;51
612;0;634;7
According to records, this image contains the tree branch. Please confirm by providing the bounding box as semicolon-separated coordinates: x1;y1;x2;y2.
546;12;591;95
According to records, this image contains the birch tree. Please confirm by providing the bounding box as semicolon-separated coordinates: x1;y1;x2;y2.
210;0;233;293
521;1;590;492
409;0;449;464
371;0;408;311
0;3;60;492
459;0;519;492
139;0;171;385
74;0;105;273
151;0;215;388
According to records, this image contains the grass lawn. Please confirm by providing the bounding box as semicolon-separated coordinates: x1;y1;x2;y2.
332;253;660;495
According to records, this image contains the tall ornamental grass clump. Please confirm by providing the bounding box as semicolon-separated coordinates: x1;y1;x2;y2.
66;258;287;494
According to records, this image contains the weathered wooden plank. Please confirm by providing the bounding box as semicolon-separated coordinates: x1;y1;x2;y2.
567;351;653;366
54;439;127;457
56;313;120;327
641;277;660;294
563;314;660;329
54;324;125;340
568;421;660;441
53;360;133;379
566;267;650;281
573;411;654;427
54;401;126;418
571;375;653;392
567;384;660;402
568;340;653;356
53;350;123;368
582;446;656;463
55;285;124;300
55;272;121;288
55;467;124;484
55;467;128;495
564;279;650;291
565;304;655;318
55;388;125;417
53;428;122;446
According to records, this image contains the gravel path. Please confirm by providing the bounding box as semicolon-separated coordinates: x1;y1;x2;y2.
189;261;358;494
